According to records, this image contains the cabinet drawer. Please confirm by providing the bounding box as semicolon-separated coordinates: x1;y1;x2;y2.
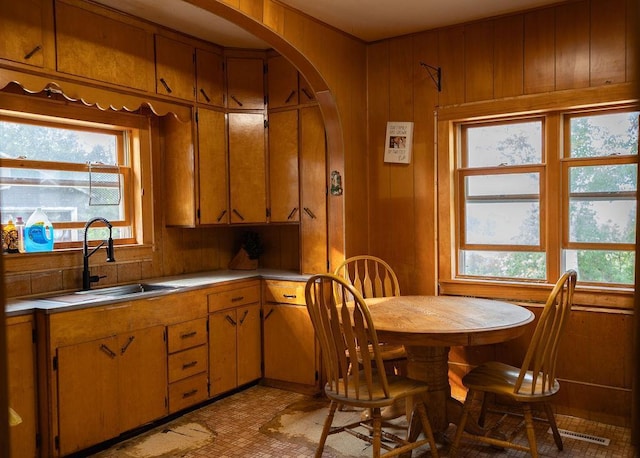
264;281;306;305
168;372;208;414
168;344;208;383
167;318;207;353
208;285;260;312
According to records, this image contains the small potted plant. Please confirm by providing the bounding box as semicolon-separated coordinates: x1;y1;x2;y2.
229;231;264;270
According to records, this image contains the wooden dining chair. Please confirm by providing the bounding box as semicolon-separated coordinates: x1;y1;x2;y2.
305;273;439;458
448;270;577;458
334;256;407;373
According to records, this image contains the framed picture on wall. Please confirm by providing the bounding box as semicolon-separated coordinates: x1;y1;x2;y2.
384;121;414;164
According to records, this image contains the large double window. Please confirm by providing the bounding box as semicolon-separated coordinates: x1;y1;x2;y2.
456;107;638;288
0;106;139;248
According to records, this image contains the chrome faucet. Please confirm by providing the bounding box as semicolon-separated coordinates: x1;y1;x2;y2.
83;217;116;290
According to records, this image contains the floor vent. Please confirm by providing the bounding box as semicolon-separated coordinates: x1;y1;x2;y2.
548;428;610;446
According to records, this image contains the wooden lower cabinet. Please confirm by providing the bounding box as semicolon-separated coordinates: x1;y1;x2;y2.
56;325;167;456
6;315;38;458
262;280;319;390
208;282;262;397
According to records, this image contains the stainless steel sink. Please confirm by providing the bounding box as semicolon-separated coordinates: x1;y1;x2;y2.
76;283;178;297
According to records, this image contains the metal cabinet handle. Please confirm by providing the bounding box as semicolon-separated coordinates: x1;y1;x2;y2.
200;88;211;102
225;315;237;326
284;90;296;103
120;336;135;355
301;88;313;100
287;207;298;220
100;344;117;359
303;207;317;219
24;45;42;60
230;95;243;107
239;309;249;324
232;209;245;221
264;308;274;320
216;210;227;222
159;78;172;93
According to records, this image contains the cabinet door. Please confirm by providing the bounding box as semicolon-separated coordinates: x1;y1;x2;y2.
7;319;37;458
0;0;48;67
236;303;262;386
155;34;195;100
263;304;316;386
209;310;238;396
268;110;299;222
228;112;267;223
226;57;265;109
300;106;328;273
268;55;298;109
197;108;229;224
57;336;120;456
196;48;224;106
55;1;154;91
118;326;167;433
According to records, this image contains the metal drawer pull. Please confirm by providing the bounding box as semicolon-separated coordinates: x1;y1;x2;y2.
120;336;135;355
180;331;197;339
200;88;211;102
24;45;42;60
182;389;198;398
182;361;198;369
231;296;244;302
284;294;297;299
225;315;237;326
100;344;117;359
159;78;172;93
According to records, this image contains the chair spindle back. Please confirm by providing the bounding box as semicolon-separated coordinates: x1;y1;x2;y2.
334;255;400;300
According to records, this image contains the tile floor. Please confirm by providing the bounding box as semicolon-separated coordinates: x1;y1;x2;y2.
91;385;636;458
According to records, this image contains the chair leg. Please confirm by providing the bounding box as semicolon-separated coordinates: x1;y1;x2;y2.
316;401;338;458
522;404;538;458
371;407;382;458
415;401;439;458
544;402;563;451
478;392;489;427
448;390;474;458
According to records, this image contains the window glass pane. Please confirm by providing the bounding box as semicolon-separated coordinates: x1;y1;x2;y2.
465;173;540;245
564;249;635;284
466;121;542;167
460;250;546;279
570;164;637;193
569;111;639;158
0;120;119;164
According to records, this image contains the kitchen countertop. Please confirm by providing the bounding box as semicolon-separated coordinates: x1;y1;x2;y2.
5;269;311;316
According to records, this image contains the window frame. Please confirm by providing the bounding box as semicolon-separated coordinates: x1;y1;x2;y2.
436;85;638;309
0;90;154;262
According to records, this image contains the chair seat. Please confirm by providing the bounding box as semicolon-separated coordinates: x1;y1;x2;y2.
354;343;407;362
463;361;560;402
325;369;429;409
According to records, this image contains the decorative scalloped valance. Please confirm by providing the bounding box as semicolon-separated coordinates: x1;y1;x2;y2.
0;68;192;122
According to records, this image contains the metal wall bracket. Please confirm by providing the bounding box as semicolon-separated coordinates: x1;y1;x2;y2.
420;62;442;92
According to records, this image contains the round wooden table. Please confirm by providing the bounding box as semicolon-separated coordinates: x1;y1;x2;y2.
363;295;535;435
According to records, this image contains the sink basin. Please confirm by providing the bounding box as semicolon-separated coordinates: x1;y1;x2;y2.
76;283;178;297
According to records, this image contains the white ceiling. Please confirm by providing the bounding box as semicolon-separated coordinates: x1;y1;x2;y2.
93;0;566;48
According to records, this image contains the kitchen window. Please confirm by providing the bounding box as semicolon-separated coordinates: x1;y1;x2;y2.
455;107;638;288
0;99;147;250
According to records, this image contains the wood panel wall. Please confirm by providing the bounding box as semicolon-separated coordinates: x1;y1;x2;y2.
366;0;637;426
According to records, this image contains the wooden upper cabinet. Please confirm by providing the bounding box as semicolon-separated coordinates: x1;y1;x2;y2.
228;112;267;223
197;108;228;225
155;35;195;100
267;55;299;109
268;110;299;222
0;0;52;68
226;57;265;110
196;48;224;107
55;1;154;91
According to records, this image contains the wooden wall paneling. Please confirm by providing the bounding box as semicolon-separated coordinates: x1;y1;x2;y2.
464;20;494;102
555;0;590;90
524;7;556;94
590;0;627;86
411;30;439;295
493;15;524;99
438;26;466;106
386;36;417;288
626;0;638;81
366;42;391;260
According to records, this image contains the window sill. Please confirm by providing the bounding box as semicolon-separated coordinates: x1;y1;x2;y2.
438;278;634;310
